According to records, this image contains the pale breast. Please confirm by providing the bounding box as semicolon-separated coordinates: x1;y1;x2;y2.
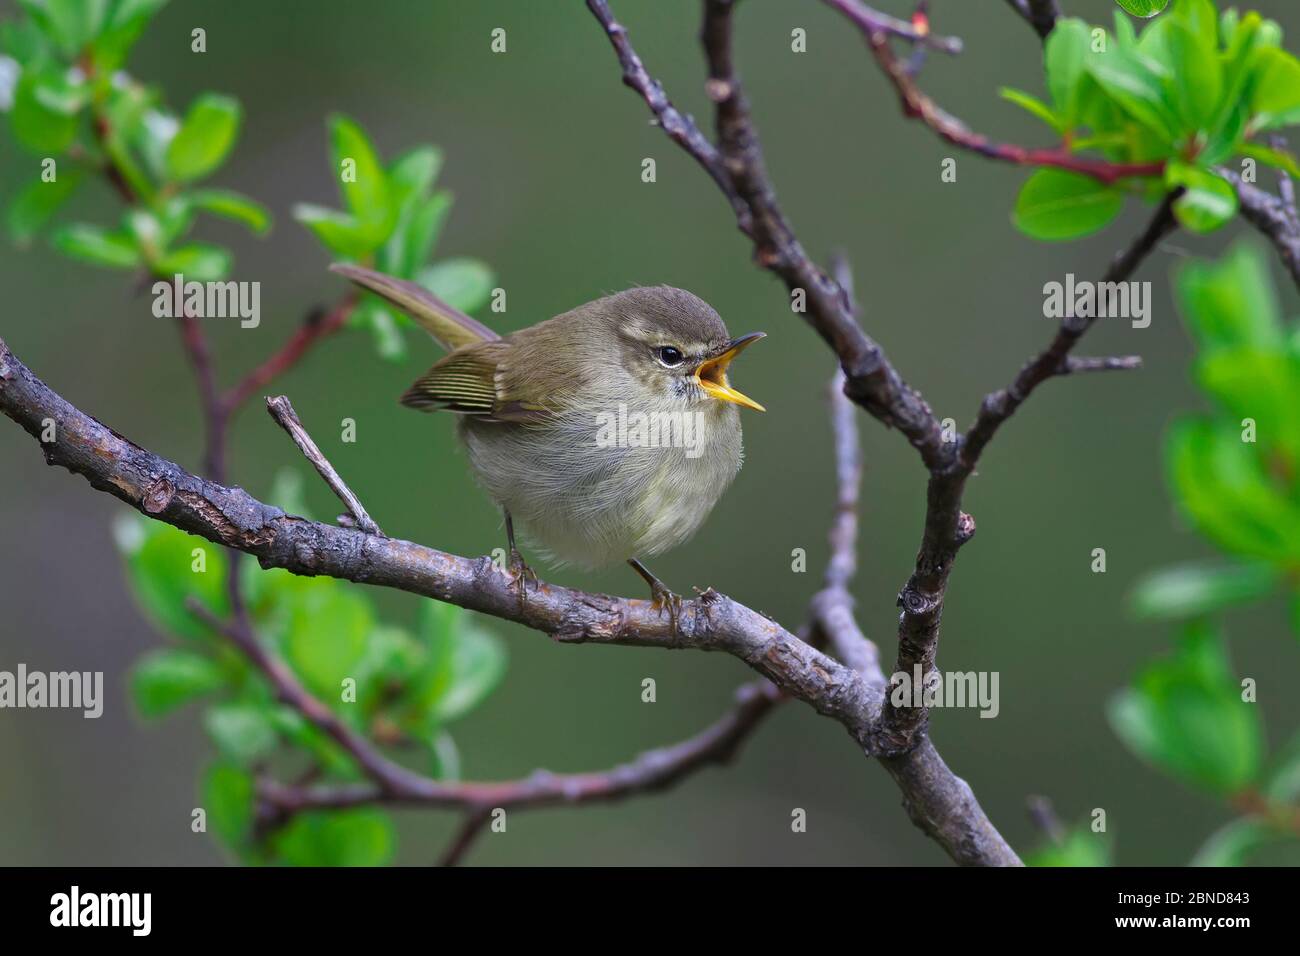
459;404;743;569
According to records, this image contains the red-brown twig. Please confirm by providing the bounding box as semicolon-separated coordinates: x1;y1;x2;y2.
222;293;357;415
854;13;1163;185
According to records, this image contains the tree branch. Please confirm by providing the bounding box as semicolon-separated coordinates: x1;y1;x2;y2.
0;335;877;743
823;0;963;55
265;394;383;536
0;333;1021;864
874;192;1179;755
588;0;947;467
846;6;1162;185
1219;167;1300;290
261;680;783;816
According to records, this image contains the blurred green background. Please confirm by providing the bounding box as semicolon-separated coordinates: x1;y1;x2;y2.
2;0;1300;865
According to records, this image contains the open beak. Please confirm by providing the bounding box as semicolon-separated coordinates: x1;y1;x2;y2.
694;332;766;412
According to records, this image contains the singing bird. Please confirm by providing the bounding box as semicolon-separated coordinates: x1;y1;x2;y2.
332;264;765;617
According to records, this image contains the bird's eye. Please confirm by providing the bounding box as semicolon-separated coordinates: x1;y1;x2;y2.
656;346;684;367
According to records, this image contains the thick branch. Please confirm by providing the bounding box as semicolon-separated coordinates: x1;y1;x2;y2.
0;335;1022;865
874;194;1179;755
0;335;877;747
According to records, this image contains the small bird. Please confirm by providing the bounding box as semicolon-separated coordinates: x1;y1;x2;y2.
332;264;765;618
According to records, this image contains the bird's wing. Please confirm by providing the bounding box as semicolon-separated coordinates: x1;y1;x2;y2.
330;262;499;351
399;341;551;422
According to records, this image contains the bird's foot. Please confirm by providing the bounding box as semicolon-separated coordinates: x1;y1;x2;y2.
628;558;682;633
508;548;538;601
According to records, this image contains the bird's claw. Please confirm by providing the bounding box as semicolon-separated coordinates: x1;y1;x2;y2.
508;548;537;600
650;581;683;633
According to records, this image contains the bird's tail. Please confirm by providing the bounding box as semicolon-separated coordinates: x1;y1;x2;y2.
329;263;501;351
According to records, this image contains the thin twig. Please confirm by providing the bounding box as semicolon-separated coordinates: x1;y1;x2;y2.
852;10;1163;185
823;0;962;54
437;808;495;867
1220;167;1300;290
265;395;383;536
809;257;881;679
1026;794;1066;845
187;598;432;795
261;681;784;816
872;193;1179;755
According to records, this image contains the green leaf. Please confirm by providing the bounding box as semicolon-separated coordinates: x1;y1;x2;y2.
999;87;1064;133
328;113;391;237
1044;19;1090;125
129;647;225;718
1166;14;1222;131
154;242;232;281
1168;417;1300;563
1114;0;1169;17
1190;818;1275;866
293;202;382;258
397;191;452;277
1263;725;1300;802
202;761;255;852
1013;169;1124;241
1196;347;1300;464
113;513;230;640
42;0;109;58
50;222;140;268
10;69;82;153
91;0;168;72
387;145;443;216
270;809;395;866
355;299;407;361
417;258;494;314
1130;561;1280;620
406;601;506;723
1175;242;1282;351
1086;41;1178;143
1164;162;1238;233
429;729;461;780
1026;825;1111;867
1108;620;1263;793
280;577;374;702
204;701;279;765
1237;141;1300;178
6;167;83;245
1251;47;1300;130
165;93;242;183
185;188;271;234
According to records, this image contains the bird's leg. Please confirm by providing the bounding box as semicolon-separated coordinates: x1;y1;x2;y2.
503;510;537;597
627;558;682;632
